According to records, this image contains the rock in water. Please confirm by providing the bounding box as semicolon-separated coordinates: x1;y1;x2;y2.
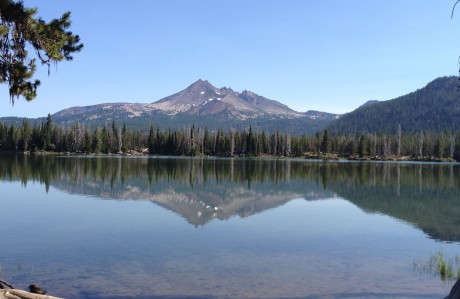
29;284;46;295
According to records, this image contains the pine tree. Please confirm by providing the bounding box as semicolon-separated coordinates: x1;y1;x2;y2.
320;129;331;153
246;126;256;156
0;0;83;102
147;125;155;154
229;130;235;157
189;125;196;156
42;113;53;150
92;127;102;153
203;128;210;155
83;129;92;154
101;126;109;154
117;128;122;154
121;123;128;153
7;123;18;150
434;137;442;158
358;135;367;158
20;118;31;151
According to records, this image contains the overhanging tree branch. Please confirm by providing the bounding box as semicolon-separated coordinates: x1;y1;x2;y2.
0;0;83;104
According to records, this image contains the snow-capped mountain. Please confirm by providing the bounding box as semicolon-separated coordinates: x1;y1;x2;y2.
9;80;340;134
149;79;304;119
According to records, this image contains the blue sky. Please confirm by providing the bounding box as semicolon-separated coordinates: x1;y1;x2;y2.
1;0;460;118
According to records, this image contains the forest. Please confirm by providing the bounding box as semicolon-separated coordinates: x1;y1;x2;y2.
329;77;460;135
1;115;460;161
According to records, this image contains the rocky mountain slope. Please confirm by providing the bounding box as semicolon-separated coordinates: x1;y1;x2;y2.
150;79;303;119
30;79;340;135
3;76;460;136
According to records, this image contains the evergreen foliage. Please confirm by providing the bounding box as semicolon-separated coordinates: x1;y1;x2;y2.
0;0;83;103
329;77;460;134
320;129;331;153
0;116;459;161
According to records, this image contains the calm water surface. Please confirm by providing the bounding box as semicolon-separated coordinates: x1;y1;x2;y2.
1;155;460;298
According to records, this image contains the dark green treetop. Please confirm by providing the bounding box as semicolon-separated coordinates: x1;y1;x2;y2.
0;0;83;103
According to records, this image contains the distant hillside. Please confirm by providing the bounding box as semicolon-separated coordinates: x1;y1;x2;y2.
0;80;340;135
0;117;28;126
329;76;460;134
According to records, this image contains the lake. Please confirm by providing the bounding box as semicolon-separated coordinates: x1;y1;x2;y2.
0;155;459;298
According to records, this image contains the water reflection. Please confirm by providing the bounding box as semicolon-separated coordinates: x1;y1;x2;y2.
1;155;460;241
2;155;460;298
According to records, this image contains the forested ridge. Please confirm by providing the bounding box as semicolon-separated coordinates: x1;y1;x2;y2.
329;76;460;134
1;114;460;161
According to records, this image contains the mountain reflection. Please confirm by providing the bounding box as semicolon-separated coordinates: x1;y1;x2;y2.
1;155;460;242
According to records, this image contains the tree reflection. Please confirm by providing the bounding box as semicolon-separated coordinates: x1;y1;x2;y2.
1;155;460;240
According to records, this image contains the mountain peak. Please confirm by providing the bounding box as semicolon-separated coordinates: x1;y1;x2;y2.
189;79;214;89
149;79;307;118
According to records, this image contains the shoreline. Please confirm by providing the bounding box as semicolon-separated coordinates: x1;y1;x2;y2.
0;150;457;163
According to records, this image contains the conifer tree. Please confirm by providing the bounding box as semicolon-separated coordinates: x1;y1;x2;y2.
92;127;102;153
320;129;330;153
147;124;154;154
0;0;83;103
121;123;129;153
358;135;367;158
20;118;30;151
396;124;402;157
229;130;235;157
246;126;256;156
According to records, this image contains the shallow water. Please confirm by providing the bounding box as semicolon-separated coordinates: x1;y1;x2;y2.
0;155;459;298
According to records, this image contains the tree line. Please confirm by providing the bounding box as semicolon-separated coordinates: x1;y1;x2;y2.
0;115;459;161
2;155;458;196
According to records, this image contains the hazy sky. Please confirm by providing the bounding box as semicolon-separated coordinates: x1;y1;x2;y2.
1;0;460;118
